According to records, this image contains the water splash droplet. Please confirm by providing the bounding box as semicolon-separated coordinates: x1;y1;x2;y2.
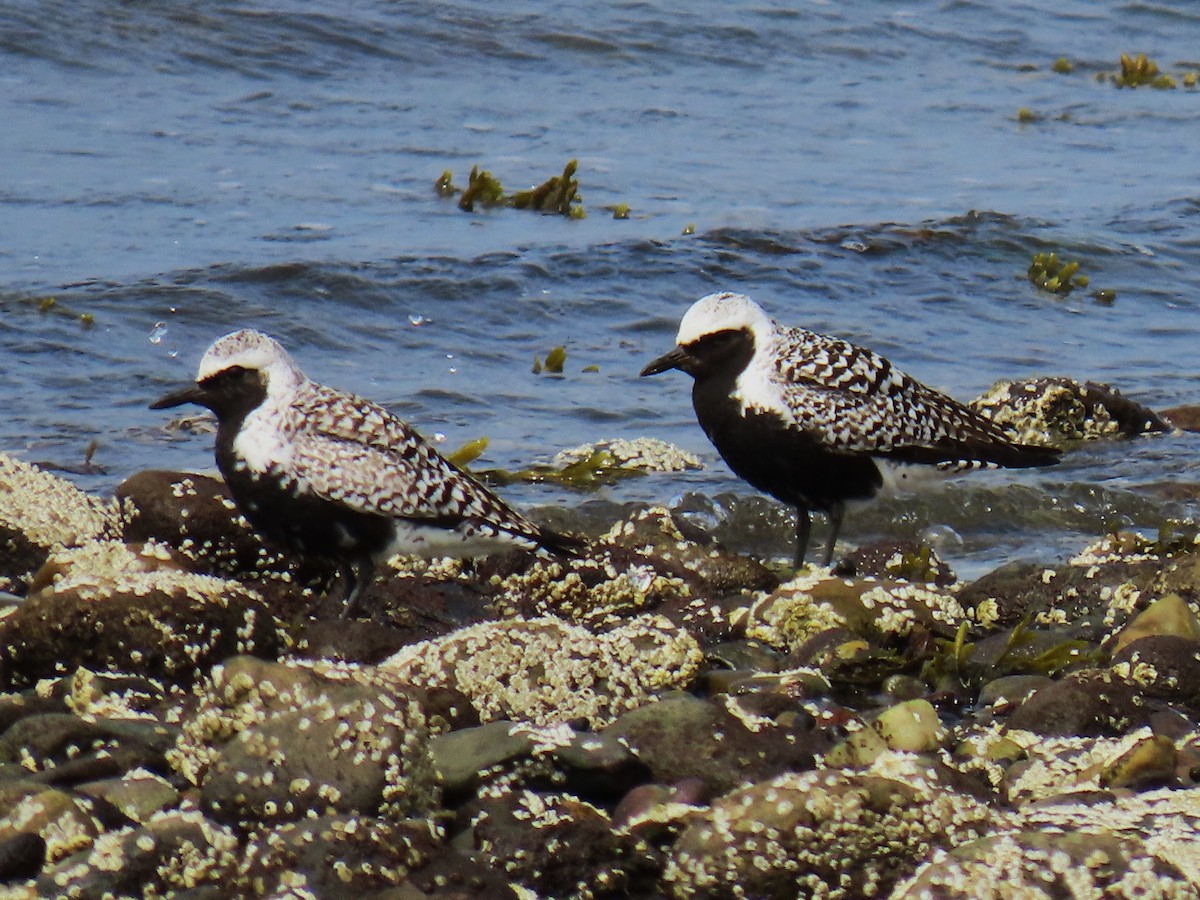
149;322;168;345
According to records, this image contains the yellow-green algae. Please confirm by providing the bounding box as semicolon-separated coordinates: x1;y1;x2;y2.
1114;52;1176;89
1027;252;1088;295
439;159;585;218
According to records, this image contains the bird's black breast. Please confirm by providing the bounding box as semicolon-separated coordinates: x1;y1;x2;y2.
691;378;883;512
216;444;395;563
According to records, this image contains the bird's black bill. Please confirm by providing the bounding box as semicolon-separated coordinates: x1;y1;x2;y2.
640;346;691;377
150;384;208;410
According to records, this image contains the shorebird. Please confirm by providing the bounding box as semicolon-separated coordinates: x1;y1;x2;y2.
640;292;1060;567
151;329;580;616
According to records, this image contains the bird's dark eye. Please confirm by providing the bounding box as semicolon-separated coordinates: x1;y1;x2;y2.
689;329;746;356
200;365;250;389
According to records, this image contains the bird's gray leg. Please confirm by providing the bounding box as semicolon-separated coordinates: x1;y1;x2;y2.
821;501;846;567
339;555;375;619
794;506;812;569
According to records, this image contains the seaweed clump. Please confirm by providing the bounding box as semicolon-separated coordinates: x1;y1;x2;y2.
1112;53;1176;89
1027;252;1087;295
438;160;585;218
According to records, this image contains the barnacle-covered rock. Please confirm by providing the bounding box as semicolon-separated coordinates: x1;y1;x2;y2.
0;541;286;687
170;656;438;826
116;469;327;588
971;378;1168;447
1019;784;1200;884
33;809;238;898
551;438;702;475
738;569;968;652
467;790;627;896
663;765;994;898
234;815;483;897
894;830;1196;898
382;614;702;728
0;452;121;592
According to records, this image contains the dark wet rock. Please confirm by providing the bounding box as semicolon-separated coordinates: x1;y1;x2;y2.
36;810;237;898
702;639;783;673
1111;634;1200;705
466;790;632;897
664;768;994;899
893;829;1196;898
115;469;326;588
0;452;120;594
0;541;287;688
0;691;65;736
74;771;180;824
1005;670;1148;736
235;816;461;897
839;539;956;587
332;572;498;645
0;713;175;787
977;674;1054;708
0;784;99;865
1099;733;1178;790
553;729;650;801
0;830;45;883
430;721;534;801
1160;403;1200;432
602;693;823;798
175;657;438;827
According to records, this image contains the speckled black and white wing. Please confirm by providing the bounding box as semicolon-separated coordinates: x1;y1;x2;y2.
275;383;553;553
757;325;1055;468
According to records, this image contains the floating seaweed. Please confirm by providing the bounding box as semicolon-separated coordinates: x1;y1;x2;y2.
611;203;630;219
457;166;506;211
478;447;645;490
1113;53;1176;89
1051;57;1073;74
439;160;586;218
1027;252;1088;295
435;170;456;197
510;160;584;218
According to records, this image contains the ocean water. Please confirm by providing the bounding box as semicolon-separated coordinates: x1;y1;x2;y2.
3;0;1199;576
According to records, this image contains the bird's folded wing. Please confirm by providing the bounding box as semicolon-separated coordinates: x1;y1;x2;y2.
775;330;1025;458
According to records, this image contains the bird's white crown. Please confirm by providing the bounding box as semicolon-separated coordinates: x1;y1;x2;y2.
197;329;306;398
675;291;775;346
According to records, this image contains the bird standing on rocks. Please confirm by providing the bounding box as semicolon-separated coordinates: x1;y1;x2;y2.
640;292;1060;567
152;329;579;616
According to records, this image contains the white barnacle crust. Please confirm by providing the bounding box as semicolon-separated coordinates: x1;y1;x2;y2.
381;614;701;728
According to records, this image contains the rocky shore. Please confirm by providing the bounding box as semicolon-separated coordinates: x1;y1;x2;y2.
1;387;1199;898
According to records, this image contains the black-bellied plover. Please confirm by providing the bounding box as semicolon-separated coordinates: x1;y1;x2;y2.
152;329;580;615
640;292;1060;567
